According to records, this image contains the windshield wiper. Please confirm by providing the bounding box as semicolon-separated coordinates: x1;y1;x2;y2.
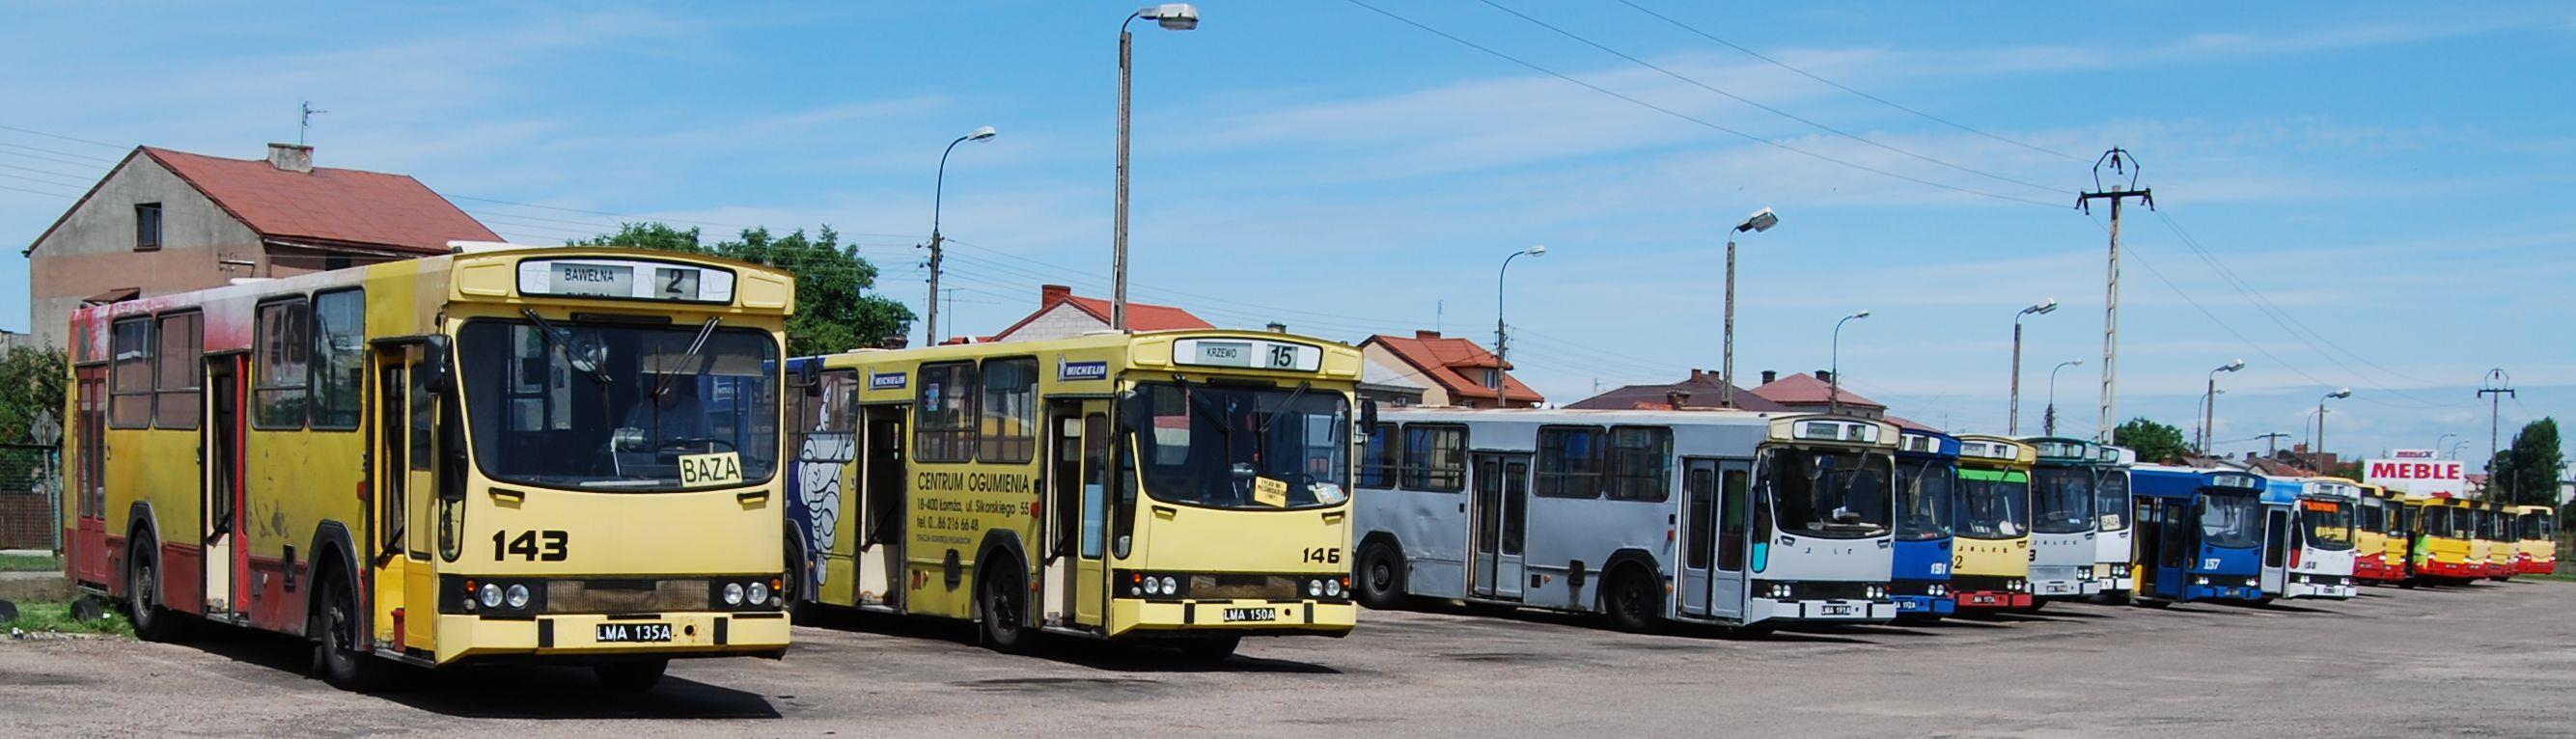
653;316;722;400
1257;381;1313;441
523;309;611;385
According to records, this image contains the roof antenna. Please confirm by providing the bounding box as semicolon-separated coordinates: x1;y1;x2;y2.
299;100;328;146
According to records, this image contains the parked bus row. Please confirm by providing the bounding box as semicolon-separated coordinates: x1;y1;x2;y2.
59;244;2556;696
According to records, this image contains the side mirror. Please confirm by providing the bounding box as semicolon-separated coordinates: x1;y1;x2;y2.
792;361;817;389
1359;398;1380;429
422;335;453;393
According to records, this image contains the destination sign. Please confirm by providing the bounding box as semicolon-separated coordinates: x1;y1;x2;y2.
517;259;736;303
1173;338;1322;372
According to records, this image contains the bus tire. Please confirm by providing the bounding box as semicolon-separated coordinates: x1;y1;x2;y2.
1176;635;1240;663
2131;597;2172;610
1354;540;1406;610
1602;564;1662;633
978;557;1035;654
125;535;182;643
783;532;811;625
594;658;669;693
313;564;388;692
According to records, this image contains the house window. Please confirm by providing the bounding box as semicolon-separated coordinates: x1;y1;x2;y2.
325;254;352;271
134;204;162;251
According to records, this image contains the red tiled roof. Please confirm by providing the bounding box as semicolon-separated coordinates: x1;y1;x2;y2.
135;147;493;254
1751;372;1884;409
1363;331;1543;404
1565;370;1787;411
991;284;1213;339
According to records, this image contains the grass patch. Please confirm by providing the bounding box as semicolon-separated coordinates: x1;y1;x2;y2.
2;599;132;638
0;554;59;572
2522;571;2576;584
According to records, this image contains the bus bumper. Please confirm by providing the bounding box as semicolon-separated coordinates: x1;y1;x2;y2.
1892;595;1953;616
2354;557;2405;582
2030;577;2083;598
1951;590;2033;610
1746;597;1894;623
434;612;791;665
2285;576;2356;599
2525;560;2556;575
1111;599;1357;636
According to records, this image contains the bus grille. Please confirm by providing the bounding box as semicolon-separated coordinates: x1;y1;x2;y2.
1188;574;1298;600
543;578;711;614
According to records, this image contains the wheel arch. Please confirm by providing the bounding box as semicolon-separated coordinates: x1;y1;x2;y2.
303;520;362;641
1594;547;1664;610
970;529;1031;622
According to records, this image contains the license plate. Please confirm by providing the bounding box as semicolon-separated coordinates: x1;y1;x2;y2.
1897;600;1921;611
596;622;673;643
2042;583;2072;594
1222;607;1277;622
1968;594;1999;605
1820;604;1854;616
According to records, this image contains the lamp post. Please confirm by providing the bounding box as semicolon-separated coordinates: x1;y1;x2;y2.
2200;359;2247;453
1494;245;1546;408
1829;310;1870;415
925;125;996;345
2316;388;2352;458
2045;359;2083;436
2007;298;2058;434
1113;3;1199;332
2449;440;2470;459
1721;207;1778;408
2435;432;2458;457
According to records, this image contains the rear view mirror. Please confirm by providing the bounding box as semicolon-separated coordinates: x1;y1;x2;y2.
421;335;453;393
1359;398;1380;429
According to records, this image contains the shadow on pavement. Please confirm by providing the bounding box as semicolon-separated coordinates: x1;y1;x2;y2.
800;603;1342;674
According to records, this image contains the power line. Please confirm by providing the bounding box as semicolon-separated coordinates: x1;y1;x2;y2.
0;140;118;164
2150;209;2445;394
1476;0;2064;195
1608;0;2086;162
0;123;125;150
1339;0;2065;208
0;183;73;198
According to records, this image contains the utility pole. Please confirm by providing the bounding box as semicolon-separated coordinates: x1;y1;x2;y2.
2076;149;2152;445
2255;431;2289;457
2479;368;2515;500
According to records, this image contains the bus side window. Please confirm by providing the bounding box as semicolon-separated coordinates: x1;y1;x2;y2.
1357;423;1398;490
1081;413;1108;560
1112;432;1138;559
1718;468;1749;571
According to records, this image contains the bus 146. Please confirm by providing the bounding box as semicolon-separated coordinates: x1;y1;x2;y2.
1353;409;1899;631
783;330;1365;660
1891;428;1959;618
2129;466;2268;604
1949;435;2035;611
62;245;796;692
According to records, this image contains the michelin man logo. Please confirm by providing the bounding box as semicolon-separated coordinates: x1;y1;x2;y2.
796;430;857;586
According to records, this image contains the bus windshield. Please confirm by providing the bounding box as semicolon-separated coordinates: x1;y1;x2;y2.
2199;492;2262;549
2032;467;2094;534
1955;474;2029;540
1762;448;1893;539
1894;459;1954;541
2528;511;2556;540
2302;500;2355;550
458;319;779;491
2094;470;2131;532
2358;499;2386;534
1129;381;1350;510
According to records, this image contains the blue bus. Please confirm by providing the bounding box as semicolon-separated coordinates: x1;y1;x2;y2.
2129;465;2268;603
1891;429;1960;618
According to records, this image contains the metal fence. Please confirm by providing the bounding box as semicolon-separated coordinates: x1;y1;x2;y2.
0;442;61;551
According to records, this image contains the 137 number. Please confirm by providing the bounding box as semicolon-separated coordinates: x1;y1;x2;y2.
493;530;568;561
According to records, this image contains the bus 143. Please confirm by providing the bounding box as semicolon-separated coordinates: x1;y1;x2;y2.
1949;435;2035;611
2129;466;2268;604
1353;409;1899;631
783;330;1365;660
62;245;797;692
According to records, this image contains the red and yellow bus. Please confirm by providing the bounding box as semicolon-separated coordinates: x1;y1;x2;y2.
63;245;795;691
2514;504;2557;575
2351;484;2407;584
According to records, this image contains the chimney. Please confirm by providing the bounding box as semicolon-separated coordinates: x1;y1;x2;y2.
1416;330;1442;340
1689;369;1703;382
1266;321;1288;334
878;334;909;349
1665;390;1692;410
266;143;313;174
1760;370;1777;385
1040;284;1071;307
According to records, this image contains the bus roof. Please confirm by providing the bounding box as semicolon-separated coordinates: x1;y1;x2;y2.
1897;428;1961;459
1954;434;2036;468
794;328;1366;382
2131;465;2266;500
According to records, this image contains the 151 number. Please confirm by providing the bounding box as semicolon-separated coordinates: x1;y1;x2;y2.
1300;547;1342;564
493;530;569;561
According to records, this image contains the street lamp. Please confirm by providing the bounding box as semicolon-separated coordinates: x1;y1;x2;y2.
2316;387;2353;457
1493;245;1546;408
2449;439;2471;459
1112;3;1199;332
925;125;997;344
2435;432;2458;457
2045;359;2084;436
1720;207;1777;408
2007;297;2058;435
1829;310;1870;415
2200;359;2247;454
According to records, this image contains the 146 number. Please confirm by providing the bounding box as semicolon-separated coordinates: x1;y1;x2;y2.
493;530;568;561
1301;547;1342;564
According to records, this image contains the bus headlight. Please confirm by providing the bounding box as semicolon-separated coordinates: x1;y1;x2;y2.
480;583;504;609
1307;579;1325;598
1160;576;1179;595
1326;578;1343;597
724;582;746;605
2193;576;2209;586
748;581;771;605
504;584;531;609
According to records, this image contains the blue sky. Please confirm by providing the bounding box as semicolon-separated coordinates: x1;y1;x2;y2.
4;1;2571;466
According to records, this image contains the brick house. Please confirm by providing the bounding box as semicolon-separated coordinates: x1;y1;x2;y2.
987;284;1214;342
1565;368;1787;412
1357;330;1541;409
21;143;497;347
1749;370;1886;420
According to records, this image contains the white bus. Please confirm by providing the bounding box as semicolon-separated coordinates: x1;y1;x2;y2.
2093;446;2138;601
2022;437;2100;604
1350;408;1898;631
2261;477;2360;600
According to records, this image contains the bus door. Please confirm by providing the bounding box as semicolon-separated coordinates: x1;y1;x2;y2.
202;355;246;617
2135;497;2171;597
1678;458;1717;616
370;344;439;650
1468;452;1530;601
1678;458;1751;619
1042;400;1113;630
69;364;109;586
857;406;906;610
2260;506;2291;594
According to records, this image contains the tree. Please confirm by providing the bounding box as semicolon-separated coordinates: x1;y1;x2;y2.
577;223;915;357
2112;417;2191;464
2485;418;2563;506
0;345;69;444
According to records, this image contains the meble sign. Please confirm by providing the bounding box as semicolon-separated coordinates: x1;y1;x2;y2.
2364;458;2464;497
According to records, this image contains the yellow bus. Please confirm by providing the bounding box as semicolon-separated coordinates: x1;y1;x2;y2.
782;330;1365;660
2481;501;2518;580
2409;495;2477;582
2513;504;2557;576
2351;484;2407;584
1949;435;2035;611
63;245;796;691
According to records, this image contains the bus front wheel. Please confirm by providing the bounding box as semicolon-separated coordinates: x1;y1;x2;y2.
314;565;389;692
979;560;1035;654
1355;542;1405;610
1603;565;1662;633
594;658;669;693
125;536;181;643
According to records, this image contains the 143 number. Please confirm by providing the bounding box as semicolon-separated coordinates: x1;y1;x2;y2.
493;530;569;561
1300;547;1342;564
